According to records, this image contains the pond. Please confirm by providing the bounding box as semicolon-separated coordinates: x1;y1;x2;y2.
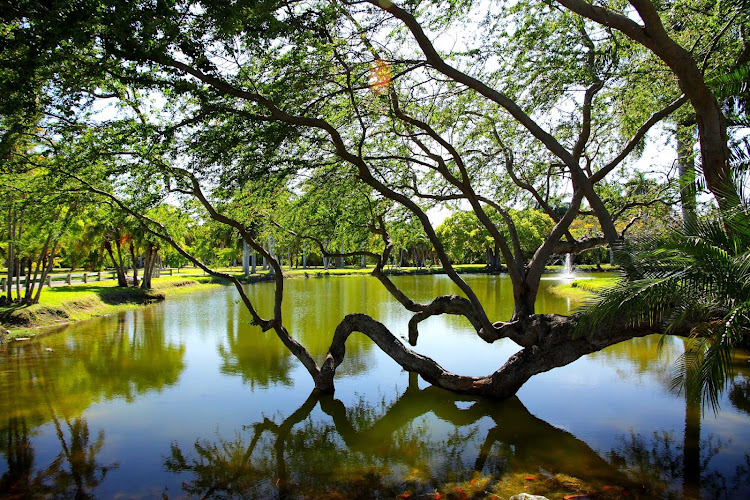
1;273;749;499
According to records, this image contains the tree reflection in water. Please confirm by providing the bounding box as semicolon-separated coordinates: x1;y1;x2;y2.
609;426;750;498
607;360;750;499
0;313;186;499
730;379;750;416
595;337;750;499
0;415;117;499
166;367;750;499
166;375;634;499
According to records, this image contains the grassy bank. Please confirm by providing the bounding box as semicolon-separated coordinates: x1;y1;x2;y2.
2;266;618;335
0;276;222;335
549;277;619;303
282;263;489;278
173;263;493;283
153;263;616;280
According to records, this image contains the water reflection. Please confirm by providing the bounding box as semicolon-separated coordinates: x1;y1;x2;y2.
219;327;294;389
0;311;185;497
609;429;750;499
77;313;186;401
592;336;750;498
730;379;750;416
166;376;635;498
0;311;186;423
0;275;748;498
0;415;116;499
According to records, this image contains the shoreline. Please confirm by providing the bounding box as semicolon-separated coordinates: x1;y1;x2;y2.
1;266;618;337
547;277;618;304
0;276;223;338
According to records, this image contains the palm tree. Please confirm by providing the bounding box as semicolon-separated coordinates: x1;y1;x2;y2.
577;199;750;411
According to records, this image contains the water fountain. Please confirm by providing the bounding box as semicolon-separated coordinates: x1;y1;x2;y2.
564;253;575;278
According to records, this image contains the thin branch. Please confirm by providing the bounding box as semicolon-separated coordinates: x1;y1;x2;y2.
591;95;688;183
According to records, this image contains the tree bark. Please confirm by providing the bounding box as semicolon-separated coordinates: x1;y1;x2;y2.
140;242;159;289
103;240;128;287
22;258;31;302
6;204;14;302
512;282;538;320
25;209;62;303
268;236;275;275
242;239;249;277
128;240;139;287
317;312;653;398
677;125;698;231
33;245;58;304
15;257;21;300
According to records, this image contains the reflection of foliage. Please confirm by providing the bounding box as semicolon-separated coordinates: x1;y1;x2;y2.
218;328;293;389
0;312;179;497
46;417;117;500
166;385;639;499
727;356;750;416
163;399;433;498
729;378;750;416
734;454;750;494
607;431;680;497
607;429;737;499
0;416;117;499
0;312;187;427
0;417;51;498
439;426;482;483
78;313;186;402
589;334;680;387
165;433;264;499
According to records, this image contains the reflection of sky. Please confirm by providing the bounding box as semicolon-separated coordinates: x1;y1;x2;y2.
2;274;749;498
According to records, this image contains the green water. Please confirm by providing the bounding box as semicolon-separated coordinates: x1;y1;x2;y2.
1;274;749;498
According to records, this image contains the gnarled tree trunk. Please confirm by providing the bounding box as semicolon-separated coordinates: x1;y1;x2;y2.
316;312;653;398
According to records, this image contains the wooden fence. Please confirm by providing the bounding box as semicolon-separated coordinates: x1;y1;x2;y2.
0;268;176;293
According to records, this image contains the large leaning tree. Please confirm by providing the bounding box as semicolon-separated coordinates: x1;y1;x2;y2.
1;0;745;398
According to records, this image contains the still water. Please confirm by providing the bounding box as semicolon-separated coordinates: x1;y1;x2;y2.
1;274;749;498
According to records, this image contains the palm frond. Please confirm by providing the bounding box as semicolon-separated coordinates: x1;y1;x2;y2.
710;64;750;127
578;191;750;413
709;64;750;101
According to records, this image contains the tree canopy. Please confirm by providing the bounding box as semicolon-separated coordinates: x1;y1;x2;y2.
1;0;747;398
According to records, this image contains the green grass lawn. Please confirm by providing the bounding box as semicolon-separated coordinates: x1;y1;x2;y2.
549;277;619;303
0;275;221;334
2;264;618;334
181;263;490;280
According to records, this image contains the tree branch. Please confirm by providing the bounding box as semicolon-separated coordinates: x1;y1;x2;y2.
591;94;688;183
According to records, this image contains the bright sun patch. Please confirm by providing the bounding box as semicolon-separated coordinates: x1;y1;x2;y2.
369;58;391;94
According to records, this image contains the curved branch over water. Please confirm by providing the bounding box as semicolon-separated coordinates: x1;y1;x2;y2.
318;312;656;398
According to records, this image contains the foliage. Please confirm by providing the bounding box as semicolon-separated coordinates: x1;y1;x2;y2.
1;0;747;397
436;211;490;264
578;204;750;411
437;208;554;264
